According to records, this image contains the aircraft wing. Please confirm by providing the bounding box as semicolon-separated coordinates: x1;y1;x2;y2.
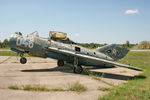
48;47;143;71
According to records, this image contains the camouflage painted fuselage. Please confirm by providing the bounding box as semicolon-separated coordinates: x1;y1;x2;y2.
9;33;128;67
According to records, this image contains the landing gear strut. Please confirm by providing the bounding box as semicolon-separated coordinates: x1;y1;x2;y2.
57;60;64;66
73;65;83;74
73;57;83;74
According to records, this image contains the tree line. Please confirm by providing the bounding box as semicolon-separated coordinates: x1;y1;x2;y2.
77;41;136;49
0;39;9;48
0;39;149;49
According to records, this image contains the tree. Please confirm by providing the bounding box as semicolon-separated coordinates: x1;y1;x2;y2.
138;41;150;49
126;40;130;48
0;39;9;48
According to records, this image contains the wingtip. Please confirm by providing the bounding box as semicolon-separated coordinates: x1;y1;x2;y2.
129;66;144;71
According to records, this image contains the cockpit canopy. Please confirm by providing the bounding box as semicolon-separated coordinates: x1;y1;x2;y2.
49;31;76;44
49;31;68;40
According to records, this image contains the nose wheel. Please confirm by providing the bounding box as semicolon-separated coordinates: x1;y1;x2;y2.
20;57;27;64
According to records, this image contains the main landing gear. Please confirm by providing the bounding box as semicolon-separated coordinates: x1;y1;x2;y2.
73;65;83;74
19;54;27;64
73;57;83;74
57;60;65;66
57;58;83;74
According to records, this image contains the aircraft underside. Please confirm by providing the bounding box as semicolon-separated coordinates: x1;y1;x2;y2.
18;50;114;74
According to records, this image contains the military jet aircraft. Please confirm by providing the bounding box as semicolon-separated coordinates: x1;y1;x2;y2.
9;31;142;74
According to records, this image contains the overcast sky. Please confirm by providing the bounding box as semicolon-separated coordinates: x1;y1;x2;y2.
0;0;150;44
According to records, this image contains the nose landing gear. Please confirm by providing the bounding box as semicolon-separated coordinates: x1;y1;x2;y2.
19;54;27;64
20;57;27;64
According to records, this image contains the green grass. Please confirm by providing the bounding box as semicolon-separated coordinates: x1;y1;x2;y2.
98;87;112;91
8;85;20;90
67;82;87;92
99;51;150;100
8;85;65;92
8;82;87;92
0;51;30;57
0;48;10;49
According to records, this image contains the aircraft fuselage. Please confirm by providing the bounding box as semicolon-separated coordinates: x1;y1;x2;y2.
9;33;113;67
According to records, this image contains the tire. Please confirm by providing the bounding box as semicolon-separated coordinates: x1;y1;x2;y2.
57;60;64;66
73;65;83;74
20;57;27;64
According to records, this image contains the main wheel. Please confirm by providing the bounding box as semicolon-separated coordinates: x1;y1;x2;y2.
73;65;83;74
57;60;64;66
20;57;27;64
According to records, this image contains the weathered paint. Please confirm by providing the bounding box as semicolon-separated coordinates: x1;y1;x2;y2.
9;32;129;67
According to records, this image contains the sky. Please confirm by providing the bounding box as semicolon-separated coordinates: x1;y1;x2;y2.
0;0;150;44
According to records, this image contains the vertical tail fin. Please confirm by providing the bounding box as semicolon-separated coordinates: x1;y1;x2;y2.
96;44;129;61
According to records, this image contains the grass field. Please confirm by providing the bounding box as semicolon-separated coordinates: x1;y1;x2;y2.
99;51;150;100
0;51;30;57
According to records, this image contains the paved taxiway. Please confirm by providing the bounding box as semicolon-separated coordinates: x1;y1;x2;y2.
0;56;142;100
